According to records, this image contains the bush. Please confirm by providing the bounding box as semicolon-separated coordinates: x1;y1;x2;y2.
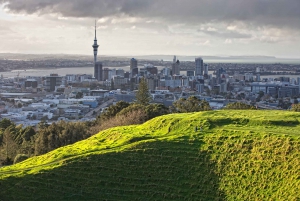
291;103;300;112
224;102;256;110
14;154;29;164
1;157;13;166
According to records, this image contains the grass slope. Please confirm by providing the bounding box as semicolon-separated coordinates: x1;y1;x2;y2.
0;110;299;201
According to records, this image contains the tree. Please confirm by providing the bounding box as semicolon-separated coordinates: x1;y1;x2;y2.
0;118;15;130
2;126;18;162
75;92;83;99
99;101;130;121
291;103;300;112
172;96;211;113
146;104;169;119
135;77;152;105
256;91;264;102
17;102;23;108
224;102;256;110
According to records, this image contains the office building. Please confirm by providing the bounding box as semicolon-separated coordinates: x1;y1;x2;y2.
195;57;204;76
45;74;63;92
116;69;125;77
25;79;38;88
94;62;103;81
187;71;195;77
172;60;180;75
103;68;111;81
130;58;138;70
204;64;208;76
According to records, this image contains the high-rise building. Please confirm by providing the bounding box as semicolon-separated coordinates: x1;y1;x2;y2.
94;62;103;81
45;74;63;92
130;58;138;70
130;58;138;78
195;57;204;76
103;68;111;81
162;67;171;76
204;64;208;76
187;71;195;77
116;69;125;77
172;60;180;75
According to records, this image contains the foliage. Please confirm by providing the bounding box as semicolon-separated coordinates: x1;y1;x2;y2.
224;102;256;110
13;154;29;164
291;103;300;112
145;103;169;119
0;110;299;200
34;121;90;156
75;92;83;99
256;91;264;102
99;101;130;121
278;98;292;109
96;110;147;132
172;96;211;113
135;77;152;105
0;118;15;131
1;126;18;160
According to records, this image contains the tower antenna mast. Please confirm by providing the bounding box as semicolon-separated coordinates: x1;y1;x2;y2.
92;20;99;64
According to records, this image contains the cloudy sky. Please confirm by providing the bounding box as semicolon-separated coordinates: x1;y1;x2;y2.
0;0;299;58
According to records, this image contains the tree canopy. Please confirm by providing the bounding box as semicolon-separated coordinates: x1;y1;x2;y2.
135;78;152;105
224;102;256;110
172;96;211;113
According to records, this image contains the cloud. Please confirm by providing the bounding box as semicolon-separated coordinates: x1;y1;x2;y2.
0;0;299;30
201;29;252;39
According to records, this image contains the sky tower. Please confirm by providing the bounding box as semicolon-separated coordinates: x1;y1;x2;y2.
92;20;99;64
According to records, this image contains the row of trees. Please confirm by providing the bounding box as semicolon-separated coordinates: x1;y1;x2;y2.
0;119;92;165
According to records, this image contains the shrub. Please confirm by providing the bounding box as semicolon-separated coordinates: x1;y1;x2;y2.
291;103;300;112
224;102;256;110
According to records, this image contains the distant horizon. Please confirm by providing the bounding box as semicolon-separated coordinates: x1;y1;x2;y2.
0;52;300;60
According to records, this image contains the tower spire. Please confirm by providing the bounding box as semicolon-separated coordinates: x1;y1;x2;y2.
92;20;99;64
94;19;97;40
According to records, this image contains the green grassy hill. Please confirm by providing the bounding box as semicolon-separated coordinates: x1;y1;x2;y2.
0;110;299;201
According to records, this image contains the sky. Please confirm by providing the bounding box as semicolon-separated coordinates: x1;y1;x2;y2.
0;0;299;58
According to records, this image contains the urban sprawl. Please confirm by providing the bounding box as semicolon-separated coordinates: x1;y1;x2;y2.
0;25;300;128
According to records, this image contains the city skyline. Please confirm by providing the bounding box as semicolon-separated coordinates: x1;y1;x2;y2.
0;0;300;58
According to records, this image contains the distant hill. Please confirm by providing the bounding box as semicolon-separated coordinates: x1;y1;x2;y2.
1;53;300;64
0;110;299;200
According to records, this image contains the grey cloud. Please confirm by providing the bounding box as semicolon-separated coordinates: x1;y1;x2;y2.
200;30;252;39
1;0;300;29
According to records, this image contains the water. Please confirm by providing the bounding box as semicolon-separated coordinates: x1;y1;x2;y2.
1;67;299;80
2;67;125;78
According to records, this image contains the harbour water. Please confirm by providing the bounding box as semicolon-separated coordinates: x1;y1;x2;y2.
1;66;300;80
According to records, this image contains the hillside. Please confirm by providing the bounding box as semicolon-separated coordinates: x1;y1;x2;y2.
0;110;299;201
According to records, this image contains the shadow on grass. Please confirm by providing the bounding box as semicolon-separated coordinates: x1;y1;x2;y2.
0;138;225;201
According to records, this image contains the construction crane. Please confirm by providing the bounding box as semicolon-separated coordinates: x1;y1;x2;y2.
16;71;21;82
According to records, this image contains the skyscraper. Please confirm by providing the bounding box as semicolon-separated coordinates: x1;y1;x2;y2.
94;62;103;81
130;58;138;78
172;60;180;75
195;57;204;76
204;64;208;76
130;58;138;70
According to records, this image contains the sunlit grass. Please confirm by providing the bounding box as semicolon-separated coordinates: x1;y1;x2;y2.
0;110;299;200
